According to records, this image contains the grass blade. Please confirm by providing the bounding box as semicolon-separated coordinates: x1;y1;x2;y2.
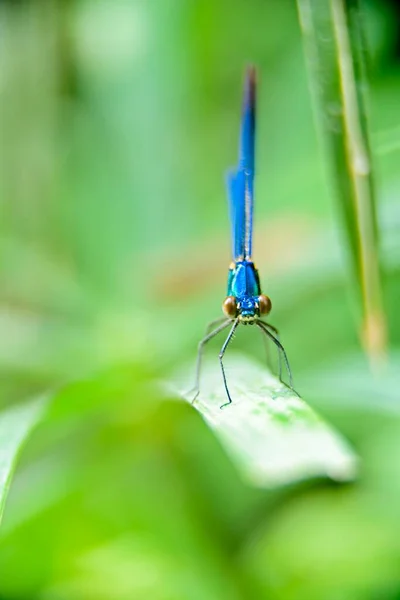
178;356;357;487
297;0;387;360
0;397;47;525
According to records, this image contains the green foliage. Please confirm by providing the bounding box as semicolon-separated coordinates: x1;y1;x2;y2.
0;0;399;599
297;0;386;357
180;356;357;487
0;397;46;524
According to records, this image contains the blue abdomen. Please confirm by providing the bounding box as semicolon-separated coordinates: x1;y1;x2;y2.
227;261;261;299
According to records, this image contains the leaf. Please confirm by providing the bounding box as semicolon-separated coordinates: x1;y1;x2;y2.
0;396;47;525
177;355;358;487
296;0;387;361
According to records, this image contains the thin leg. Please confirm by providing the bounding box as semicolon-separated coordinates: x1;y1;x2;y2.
259;322;282;382
190;319;232;403
257;322;298;394
261;321;279;336
261;329;273;371
219;319;240;409
204;317;227;336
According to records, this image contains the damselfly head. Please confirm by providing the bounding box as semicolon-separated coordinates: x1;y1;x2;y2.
222;296;237;318
258;294;272;316
238;314;256;324
223;294;272;323
237;297;258;324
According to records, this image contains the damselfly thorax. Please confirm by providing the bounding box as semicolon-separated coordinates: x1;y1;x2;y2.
222;260;271;325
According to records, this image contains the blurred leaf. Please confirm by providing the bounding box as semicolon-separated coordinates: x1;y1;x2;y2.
0;396;47;525
302;349;400;414
297;0;386;359
243;483;400;600
44;532;244;600
177;356;357;487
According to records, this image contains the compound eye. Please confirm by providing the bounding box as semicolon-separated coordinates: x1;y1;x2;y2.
222;296;237;317
258;294;272;315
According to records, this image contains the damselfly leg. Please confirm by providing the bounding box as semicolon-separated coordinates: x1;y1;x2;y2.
259;322;282;382
190;318;232;403
258;321;298;395
219;319;239;409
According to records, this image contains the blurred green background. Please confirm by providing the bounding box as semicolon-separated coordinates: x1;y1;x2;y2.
1;0;400;598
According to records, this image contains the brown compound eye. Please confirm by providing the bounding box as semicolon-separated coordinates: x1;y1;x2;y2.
258;294;272;315
222;296;237;317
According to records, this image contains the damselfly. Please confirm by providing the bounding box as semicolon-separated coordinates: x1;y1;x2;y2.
192;66;296;409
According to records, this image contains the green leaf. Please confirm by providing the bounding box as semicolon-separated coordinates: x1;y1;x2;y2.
0;397;47;525
178;356;357;487
296;0;387;360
